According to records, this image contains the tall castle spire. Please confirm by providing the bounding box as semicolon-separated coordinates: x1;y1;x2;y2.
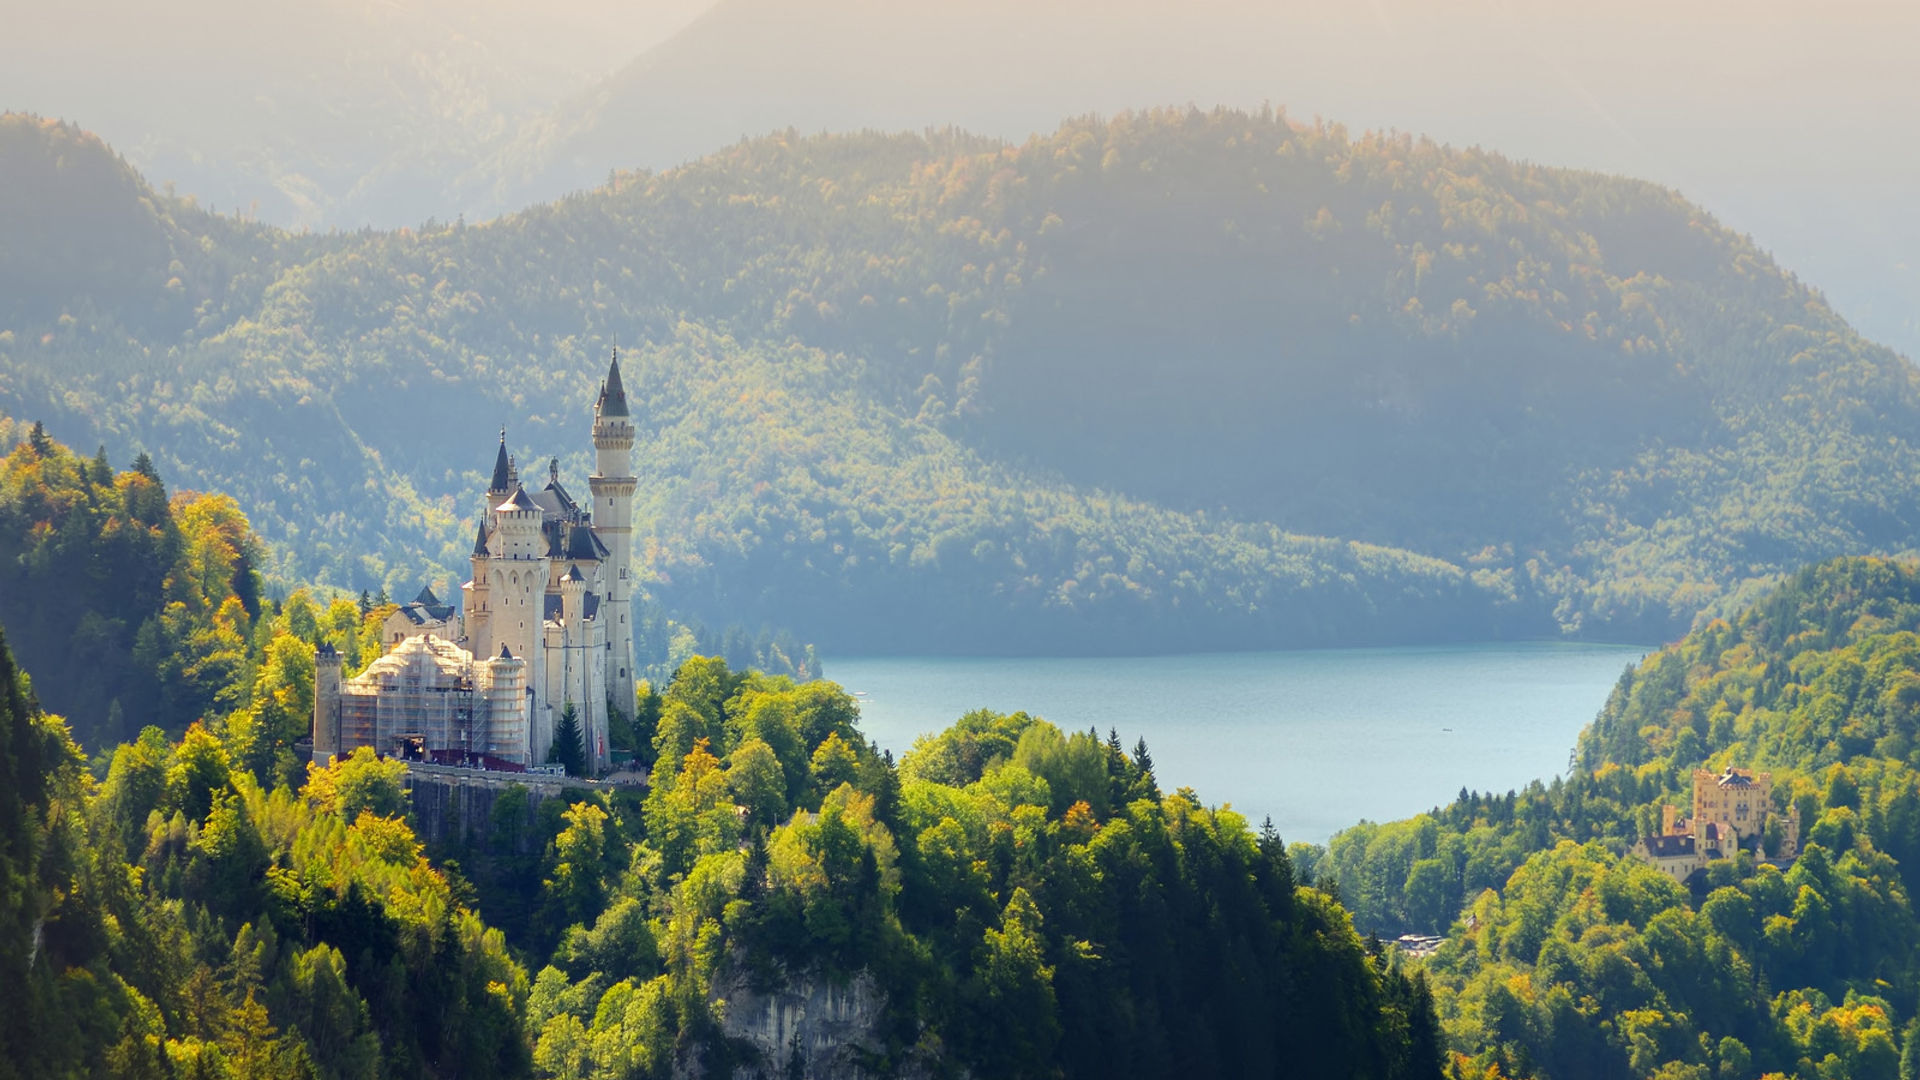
489;429;512;493
589;346;638;775
597;350;630;418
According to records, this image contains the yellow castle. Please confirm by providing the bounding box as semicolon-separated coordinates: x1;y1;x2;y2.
1632;766;1799;881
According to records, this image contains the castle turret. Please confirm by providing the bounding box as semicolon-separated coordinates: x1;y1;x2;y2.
588;349;639;731
486;429;513;519
482;643;529;764
556;563;607;773
493;484;551;758
313;643;343;763
465;520;494;659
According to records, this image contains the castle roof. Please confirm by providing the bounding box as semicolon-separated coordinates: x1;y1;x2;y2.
1716;768;1755;789
1640;835;1695;858
397;597;457;625
530;484;579;521
598;351;630;418
546;478;580;511
565;522;610;561
414;586;440;606
562;563;586;583
472;522;490;556
497;487;539;513
489;432;512;492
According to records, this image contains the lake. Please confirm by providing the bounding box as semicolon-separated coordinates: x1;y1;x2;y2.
825;642;1654;844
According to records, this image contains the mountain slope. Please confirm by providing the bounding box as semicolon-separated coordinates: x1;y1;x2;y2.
1312;556;1920;1079
0;112;1522;654
470;0;1920;361
5;109;1918;650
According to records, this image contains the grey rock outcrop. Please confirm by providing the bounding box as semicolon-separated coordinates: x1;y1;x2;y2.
704;964;933;1080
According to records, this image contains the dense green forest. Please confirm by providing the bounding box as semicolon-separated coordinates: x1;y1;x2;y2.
13;321;1920;1079
8;109;1917;652
0;446;1444;1078
1304;558;1920;1079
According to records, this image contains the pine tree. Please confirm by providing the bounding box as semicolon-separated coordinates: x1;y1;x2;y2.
550;701;587;777
1131;736;1159;799
1256;815;1295;913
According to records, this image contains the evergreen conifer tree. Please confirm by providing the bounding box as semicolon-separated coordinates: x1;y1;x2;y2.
550;702;587;777
1131;736;1159;798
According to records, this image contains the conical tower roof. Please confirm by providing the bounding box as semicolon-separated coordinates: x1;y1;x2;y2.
489;430;512;492
597;350;630;418
471;521;490;556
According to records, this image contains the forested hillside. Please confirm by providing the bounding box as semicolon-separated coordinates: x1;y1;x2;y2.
0;416;268;748
1308;558;1920;1079
0;556;1444;1077
6;109;1919;650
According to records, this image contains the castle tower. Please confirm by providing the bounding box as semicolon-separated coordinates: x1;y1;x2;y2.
588;350;639;729
313;643;343;762
466;520;494;659
482;644;529;764
493;482;552;759
485;429;512;519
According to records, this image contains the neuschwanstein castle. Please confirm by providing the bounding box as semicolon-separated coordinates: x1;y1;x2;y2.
312;354;639;775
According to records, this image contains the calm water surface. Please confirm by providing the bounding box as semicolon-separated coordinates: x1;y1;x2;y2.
826;642;1653;844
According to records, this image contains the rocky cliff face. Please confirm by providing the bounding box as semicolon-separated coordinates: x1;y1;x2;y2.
406;768;577;854
702;964;938;1080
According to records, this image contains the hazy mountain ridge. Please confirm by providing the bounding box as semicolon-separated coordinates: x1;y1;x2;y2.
4;109;1918;651
462;0;1920;362
9;0;1913;361
1;112;1527;654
